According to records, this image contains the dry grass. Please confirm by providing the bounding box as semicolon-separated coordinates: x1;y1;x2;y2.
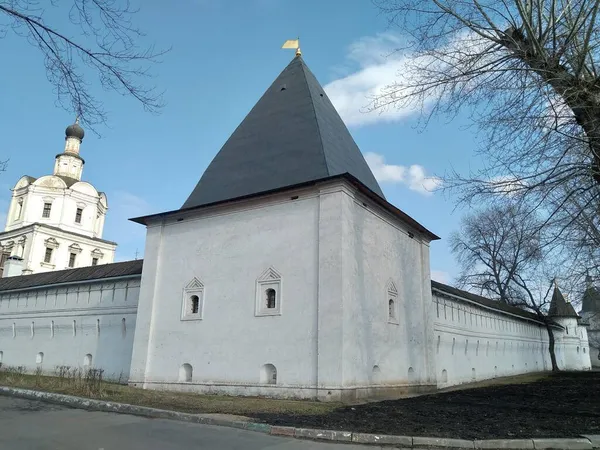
0;365;339;416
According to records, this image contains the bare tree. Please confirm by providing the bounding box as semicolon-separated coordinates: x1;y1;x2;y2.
0;0;167;129
372;0;600;257
451;202;564;370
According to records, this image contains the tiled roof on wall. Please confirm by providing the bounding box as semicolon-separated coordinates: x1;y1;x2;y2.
0;259;143;292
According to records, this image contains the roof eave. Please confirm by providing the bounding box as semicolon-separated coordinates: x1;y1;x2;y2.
129;174;440;240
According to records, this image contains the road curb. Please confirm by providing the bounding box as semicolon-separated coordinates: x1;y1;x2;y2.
0;386;597;449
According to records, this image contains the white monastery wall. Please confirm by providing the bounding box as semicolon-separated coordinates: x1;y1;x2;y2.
129;181;437;401
582;312;600;368
130;187;322;398
432;290;591;388
335;187;435;397
0;277;140;380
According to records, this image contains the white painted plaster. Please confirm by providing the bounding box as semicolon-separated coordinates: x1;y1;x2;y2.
0;277;140;380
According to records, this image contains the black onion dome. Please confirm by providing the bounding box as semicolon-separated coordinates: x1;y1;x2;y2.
65;121;85;140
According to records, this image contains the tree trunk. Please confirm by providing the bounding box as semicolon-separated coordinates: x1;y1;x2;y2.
502;28;600;184
545;322;560;372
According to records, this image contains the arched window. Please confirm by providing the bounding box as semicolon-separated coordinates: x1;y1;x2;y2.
181;278;204;321
388;299;395;319
190;295;200;314
261;364;277;384
15;199;23;221
266;289;276;309
441;369;448;383
179;364;193;382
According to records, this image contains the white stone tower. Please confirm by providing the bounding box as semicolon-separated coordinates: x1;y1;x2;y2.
0;119;117;276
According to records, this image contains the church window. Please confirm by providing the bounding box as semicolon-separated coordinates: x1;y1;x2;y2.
92;257;98;266
255;267;282;317
181;278;204;321
15;199;23;221
388;299;395;319
266;289;276;309
75;208;83;224
44;247;53;264
42;202;52;218
68;253;77;268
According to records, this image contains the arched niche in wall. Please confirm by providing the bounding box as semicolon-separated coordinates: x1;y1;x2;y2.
386;279;399;324
179;363;193;382
260;364;277;385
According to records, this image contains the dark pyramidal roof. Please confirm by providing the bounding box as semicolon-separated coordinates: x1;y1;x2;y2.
581;275;600;313
549;285;579;318
182;55;384;209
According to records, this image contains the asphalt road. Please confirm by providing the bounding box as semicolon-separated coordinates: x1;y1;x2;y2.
0;396;376;450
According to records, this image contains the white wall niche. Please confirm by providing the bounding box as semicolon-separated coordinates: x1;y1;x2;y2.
386;279;399;325
181;277;204;321
255;267;282;317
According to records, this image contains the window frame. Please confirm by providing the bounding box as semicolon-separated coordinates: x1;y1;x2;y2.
42;202;52;219
75;207;83;224
44;247;53;264
91;257;99;266
255;267;282;317
181;278;204;321
68;252;77;268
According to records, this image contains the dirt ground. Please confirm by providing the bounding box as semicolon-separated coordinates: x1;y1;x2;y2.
248;371;600;439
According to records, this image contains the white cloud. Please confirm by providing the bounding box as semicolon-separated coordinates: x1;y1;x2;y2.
431;270;451;284
324;33;413;127
365;152;441;195
325;30;491;127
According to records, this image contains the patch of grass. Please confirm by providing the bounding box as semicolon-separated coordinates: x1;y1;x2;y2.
0;365;339;416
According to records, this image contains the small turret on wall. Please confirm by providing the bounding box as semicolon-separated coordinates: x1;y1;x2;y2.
3;256;24;277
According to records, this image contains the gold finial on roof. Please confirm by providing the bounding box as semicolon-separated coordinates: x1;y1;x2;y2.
282;38;301;57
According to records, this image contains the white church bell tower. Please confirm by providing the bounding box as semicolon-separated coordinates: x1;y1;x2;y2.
0;119;117;276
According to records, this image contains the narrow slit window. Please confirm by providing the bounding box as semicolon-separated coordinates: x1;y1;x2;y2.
388;299;395;319
75;208;83;224
190;295;199;314
266;289;276;309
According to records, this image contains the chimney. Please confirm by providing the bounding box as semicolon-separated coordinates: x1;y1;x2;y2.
3;256;24;277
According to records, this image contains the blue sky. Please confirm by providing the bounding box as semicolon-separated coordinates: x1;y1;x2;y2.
0;0;485;284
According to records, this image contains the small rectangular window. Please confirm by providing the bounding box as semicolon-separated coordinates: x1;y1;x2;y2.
75;208;83;223
68;253;77;268
91;257;98;266
44;247;53;263
42;202;52;218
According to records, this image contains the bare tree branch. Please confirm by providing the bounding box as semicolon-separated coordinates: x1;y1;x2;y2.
0;0;168;132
